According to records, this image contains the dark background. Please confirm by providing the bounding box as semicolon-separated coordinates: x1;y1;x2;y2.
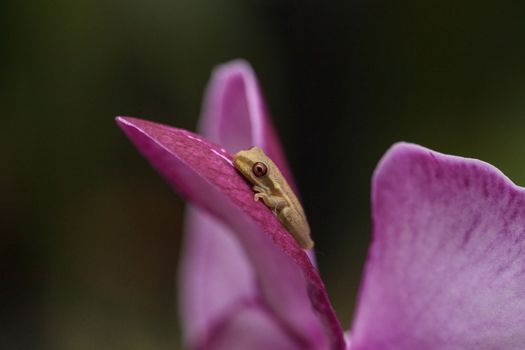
2;1;525;349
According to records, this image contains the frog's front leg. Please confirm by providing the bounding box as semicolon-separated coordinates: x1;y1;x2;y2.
252;187;288;213
252;185;267;195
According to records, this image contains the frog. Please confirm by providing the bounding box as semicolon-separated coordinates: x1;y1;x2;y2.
233;146;314;249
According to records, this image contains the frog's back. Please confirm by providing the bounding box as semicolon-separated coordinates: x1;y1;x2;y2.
269;161;311;238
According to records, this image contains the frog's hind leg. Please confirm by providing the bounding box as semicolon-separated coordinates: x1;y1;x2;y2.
278;207;314;249
277;206;296;230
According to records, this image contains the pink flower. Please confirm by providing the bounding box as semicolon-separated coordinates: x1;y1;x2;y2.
116;60;525;350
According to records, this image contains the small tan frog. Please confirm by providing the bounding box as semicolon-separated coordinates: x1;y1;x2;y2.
233;146;314;249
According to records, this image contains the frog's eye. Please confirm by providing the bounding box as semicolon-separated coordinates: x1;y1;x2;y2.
252;162;268;177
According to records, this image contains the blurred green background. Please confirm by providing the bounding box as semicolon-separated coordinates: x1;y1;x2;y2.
2;0;525;349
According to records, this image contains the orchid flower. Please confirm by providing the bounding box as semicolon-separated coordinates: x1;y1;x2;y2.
116;60;525;350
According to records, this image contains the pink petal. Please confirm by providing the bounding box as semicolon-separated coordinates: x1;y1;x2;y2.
197;299;305;350
180;208;257;345
350;143;525;349
179;60;318;348
116;117;344;349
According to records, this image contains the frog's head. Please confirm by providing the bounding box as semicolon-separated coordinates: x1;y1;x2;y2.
233;146;275;188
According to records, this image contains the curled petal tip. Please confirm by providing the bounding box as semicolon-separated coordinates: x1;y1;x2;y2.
212;59;255;77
